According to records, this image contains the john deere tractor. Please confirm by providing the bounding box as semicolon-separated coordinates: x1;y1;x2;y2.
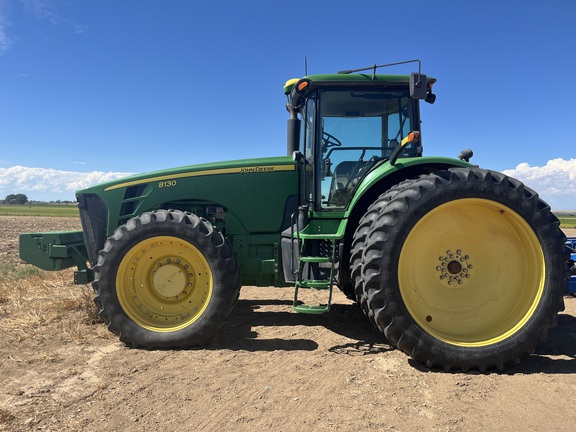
19;60;568;371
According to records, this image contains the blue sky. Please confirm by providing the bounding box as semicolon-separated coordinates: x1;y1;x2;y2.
0;0;575;209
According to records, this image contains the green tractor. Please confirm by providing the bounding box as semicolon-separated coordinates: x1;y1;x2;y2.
19;60;568;371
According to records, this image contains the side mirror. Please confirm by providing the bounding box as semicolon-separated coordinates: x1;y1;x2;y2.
425;91;436;104
410;73;428;99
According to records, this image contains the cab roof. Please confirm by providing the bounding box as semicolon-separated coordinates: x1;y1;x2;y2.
283;74;436;95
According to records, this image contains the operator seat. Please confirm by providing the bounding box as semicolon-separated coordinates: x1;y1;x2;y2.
327;160;366;205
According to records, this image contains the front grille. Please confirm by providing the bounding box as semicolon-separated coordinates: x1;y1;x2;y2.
77;194;108;265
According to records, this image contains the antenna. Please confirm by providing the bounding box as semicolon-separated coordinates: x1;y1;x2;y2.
304;56;308;76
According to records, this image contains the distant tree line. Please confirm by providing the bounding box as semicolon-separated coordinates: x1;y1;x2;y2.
3;193;29;205
1;194;75;205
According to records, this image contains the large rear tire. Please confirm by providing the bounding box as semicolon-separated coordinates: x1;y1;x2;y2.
357;168;567;371
349;179;415;305
93;209;240;348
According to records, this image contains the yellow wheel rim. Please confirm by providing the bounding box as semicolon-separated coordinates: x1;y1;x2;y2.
398;198;544;347
116;236;213;332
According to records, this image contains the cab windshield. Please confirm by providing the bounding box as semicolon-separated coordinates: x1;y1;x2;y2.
312;88;419;209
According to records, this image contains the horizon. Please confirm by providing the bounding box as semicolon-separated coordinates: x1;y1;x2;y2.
1;158;575;211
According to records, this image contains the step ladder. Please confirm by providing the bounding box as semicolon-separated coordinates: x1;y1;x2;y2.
292;234;337;314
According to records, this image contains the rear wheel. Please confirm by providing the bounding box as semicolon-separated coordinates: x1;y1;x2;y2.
93;209;240;348
358;168;567;371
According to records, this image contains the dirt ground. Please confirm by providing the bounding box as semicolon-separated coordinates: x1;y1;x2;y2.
1;216;576;432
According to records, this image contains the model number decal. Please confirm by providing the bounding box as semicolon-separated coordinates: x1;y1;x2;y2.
158;180;177;188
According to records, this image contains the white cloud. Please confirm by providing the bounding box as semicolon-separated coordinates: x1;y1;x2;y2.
20;0;61;24
503;158;576;210
0;3;13;54
0;166;133;201
0;0;86;56
1;160;574;209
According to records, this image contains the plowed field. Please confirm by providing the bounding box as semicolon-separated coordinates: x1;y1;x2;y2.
1;216;576;431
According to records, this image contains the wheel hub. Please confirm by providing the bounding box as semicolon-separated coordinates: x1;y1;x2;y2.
436;249;473;286
152;262;188;298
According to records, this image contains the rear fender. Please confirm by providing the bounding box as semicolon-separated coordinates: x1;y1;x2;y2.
346;156;473;217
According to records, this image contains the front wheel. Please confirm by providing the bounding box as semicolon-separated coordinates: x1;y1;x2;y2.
93;209;240;348
358;168;567;371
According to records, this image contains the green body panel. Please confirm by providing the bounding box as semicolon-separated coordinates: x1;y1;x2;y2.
299;218;347;239
79;156;298;236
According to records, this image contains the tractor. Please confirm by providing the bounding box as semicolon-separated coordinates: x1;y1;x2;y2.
19;60;569;372
567;237;576;293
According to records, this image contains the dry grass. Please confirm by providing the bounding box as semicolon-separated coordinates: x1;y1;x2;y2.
0;407;16;423
0;264;103;346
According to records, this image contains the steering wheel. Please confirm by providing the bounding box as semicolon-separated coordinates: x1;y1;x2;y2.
322;131;342;152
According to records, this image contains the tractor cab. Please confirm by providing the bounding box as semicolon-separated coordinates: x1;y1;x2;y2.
280;63;438;311
284;63;435;211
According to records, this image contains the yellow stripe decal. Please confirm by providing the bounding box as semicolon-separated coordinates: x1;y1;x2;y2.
104;164;296;191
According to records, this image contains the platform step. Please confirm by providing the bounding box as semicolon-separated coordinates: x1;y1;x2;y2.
298;232;342;240
296;280;331;289
299;256;332;263
292;303;330;314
